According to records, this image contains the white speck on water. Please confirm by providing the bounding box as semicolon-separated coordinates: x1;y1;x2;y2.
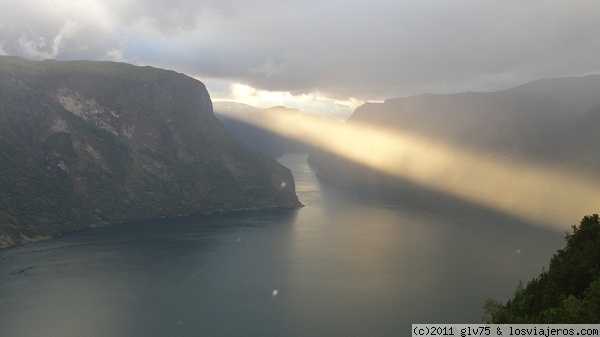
236;238;241;242
516;249;521;254
272;289;279;297
280;182;287;188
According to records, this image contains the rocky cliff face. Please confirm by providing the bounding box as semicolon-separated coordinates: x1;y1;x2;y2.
0;56;301;248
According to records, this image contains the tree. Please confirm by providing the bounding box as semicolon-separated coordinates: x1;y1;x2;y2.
484;214;600;323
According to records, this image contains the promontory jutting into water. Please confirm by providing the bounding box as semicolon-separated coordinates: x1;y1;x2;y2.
0;154;564;337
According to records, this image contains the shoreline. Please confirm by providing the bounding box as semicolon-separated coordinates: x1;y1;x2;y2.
0;203;304;251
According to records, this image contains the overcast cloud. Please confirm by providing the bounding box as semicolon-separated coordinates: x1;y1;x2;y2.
2;0;600;116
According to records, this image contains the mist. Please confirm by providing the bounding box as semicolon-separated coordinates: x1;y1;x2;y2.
219;106;600;230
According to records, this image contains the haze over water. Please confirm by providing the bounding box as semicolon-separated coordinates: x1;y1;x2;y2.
0;154;564;336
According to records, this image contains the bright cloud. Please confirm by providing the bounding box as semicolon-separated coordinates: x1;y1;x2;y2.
212;82;363;118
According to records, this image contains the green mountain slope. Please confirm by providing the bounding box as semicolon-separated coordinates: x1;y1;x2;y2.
0;56;301;248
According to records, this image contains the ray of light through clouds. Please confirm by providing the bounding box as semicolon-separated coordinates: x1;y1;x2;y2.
2;0;600;226
220;107;600;231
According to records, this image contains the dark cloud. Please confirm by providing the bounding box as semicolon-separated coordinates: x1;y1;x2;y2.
2;0;600;104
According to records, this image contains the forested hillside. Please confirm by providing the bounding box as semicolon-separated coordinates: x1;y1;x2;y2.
484;214;600;323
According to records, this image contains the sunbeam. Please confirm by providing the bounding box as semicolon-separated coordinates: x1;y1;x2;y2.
220;107;600;230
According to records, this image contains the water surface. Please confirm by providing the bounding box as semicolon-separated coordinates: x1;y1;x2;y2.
0;153;564;336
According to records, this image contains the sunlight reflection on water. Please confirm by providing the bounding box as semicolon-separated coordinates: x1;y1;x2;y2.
0;154;565;337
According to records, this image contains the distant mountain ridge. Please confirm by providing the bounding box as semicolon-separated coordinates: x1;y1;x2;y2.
309;74;600;182
0;56;301;249
213;102;314;158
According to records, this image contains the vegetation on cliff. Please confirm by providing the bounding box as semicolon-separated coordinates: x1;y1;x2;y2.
0;56;301;248
484;214;600;323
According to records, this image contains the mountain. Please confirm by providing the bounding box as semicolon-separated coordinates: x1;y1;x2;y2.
213;102;314;158
560;104;600;169
0;56;301;249
309;75;600;182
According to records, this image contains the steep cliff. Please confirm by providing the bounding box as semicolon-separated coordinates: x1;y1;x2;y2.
0;56;301;248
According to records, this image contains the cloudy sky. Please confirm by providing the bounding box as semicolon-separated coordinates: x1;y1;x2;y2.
1;0;600;117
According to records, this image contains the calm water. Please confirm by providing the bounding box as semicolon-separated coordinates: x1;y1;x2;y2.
0;153;564;337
